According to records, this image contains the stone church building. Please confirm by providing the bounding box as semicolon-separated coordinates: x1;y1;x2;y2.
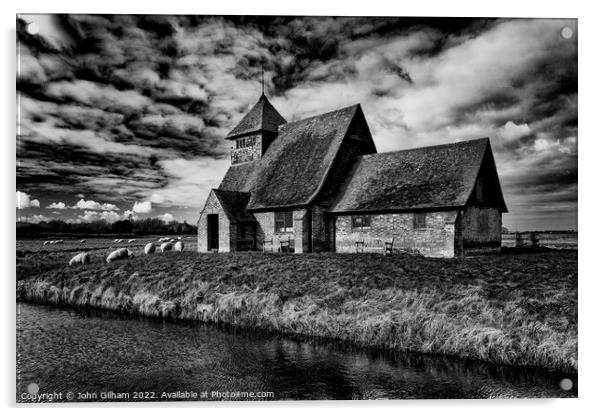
197;94;507;257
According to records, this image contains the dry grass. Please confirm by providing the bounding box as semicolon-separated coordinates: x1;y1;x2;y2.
16;243;577;373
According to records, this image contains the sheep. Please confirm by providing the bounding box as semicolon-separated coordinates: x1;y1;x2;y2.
128;239;136;243
160;242;173;252
106;248;134;263
69;252;90;266
80;239;86;244
43;241;50;245
56;240;64;244
174;241;184;252
177;236;182;240
114;239;120;243
144;242;156;254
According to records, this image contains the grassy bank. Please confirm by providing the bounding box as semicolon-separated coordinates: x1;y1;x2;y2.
16;248;577;373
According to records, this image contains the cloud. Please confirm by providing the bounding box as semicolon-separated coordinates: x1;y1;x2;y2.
123;209;139;220
72;198;118;211
29;214;52;223
46;80;152;112
46;201;67;209
157;212;175;223
77;210;122;223
147;157;229;207
132;200;153;213
497;121;531;143
16;191;40;208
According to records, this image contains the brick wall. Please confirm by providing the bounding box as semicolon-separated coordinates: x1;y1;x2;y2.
197;192;232;252
460;206;501;255
252;209;311;252
334;211;459;258
254;211;292;252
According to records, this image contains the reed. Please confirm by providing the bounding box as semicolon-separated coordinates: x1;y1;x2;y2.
16;250;577;373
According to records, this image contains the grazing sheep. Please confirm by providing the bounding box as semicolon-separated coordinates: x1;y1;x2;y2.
69;252;90;266
128;239;136;243
56;240;64;244
43;241;50;245
144;242;156;254
106;248;134;263
160;242;173;252
114;239;120;243
174;241;184;252
177;236;182;240
80;239;86;244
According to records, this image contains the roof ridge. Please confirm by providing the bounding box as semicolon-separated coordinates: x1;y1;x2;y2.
360;137;490;160
280;103;360;130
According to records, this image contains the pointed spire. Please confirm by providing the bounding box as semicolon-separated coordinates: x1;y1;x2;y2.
226;93;287;140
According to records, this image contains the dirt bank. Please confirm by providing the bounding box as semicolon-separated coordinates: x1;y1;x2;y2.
16;249;578;373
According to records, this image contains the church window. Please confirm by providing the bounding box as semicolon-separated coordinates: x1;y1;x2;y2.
275;211;293;233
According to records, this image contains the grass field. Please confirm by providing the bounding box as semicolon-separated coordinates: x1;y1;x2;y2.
16;238;577;373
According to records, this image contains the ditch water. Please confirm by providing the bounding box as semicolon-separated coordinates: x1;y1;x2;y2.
16;302;577;401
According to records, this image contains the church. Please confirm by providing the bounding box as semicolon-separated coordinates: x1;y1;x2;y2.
197;93;507;257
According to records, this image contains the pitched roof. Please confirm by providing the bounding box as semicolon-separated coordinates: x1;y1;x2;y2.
219;104;370;210
211;189;255;222
225;94;287;140
330;137;507;213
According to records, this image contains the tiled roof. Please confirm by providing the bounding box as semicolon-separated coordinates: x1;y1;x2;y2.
330;138;507;212
225;94;287;140
212;189;255;222
220;104;369;210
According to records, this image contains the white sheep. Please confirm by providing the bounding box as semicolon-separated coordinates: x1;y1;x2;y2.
160;242;173;252
177;236;182;240
43;241;50;245
56;240;64;244
174;241;184;252
106;248;134;263
80;239;86;244
128;239;136;243
144;242;156;254
114;239;120;243
69;252;90;266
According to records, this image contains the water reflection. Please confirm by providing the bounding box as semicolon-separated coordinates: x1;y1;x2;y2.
16;303;577;401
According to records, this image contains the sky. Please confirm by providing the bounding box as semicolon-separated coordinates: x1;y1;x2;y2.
16;15;577;230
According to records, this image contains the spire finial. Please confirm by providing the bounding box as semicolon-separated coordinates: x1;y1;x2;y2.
261;65;265;96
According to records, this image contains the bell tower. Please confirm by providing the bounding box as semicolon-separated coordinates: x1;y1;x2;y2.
225;93;287;165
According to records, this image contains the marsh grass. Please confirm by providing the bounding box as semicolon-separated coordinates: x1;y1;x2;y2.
16;247;577;373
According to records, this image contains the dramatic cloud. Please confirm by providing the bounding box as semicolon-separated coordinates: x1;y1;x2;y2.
16;15;577;229
16;191;40;208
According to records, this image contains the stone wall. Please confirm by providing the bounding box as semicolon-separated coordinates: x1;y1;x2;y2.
230;133;262;165
310;205;331;252
197;192;232;253
334;211;458;258
460;206;501;255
